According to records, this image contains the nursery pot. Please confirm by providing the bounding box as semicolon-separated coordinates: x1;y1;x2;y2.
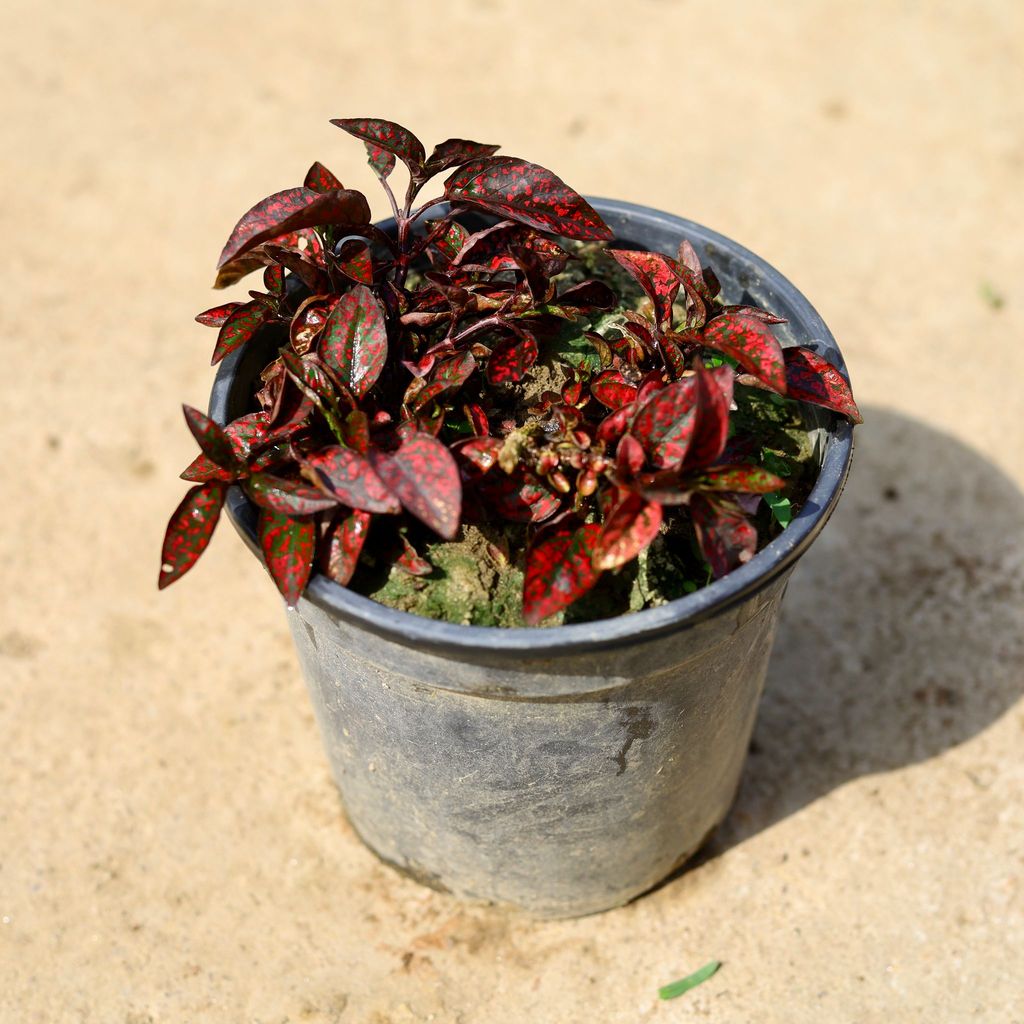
211;199;855;919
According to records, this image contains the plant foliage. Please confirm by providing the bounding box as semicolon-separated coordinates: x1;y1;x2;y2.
162;118;861;623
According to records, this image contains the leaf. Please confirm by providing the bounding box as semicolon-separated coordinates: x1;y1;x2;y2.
262;263;285;295
303;447;400;514
479;469;562;522
303;161;344;192
335;237;373;285
330;117;426;172
658;960;722;1001
423;138;500;176
444;157;612;240
289;295;337;354
594;492;663;570
195;302;241;327
216;187;371;270
616;434;646;478
488;331;538;384
591;369;638;410
263;244;327;291
370;432;462;539
182;412;273;481
677;238;703;277
158;483;227;589
702;313;786;393
246;473;338;516
259;510;316;607
212;300;274;365
396;536;433;576
430;220;470;263
321;509;371;586
689;464;786;494
684;367;734;470
455;435;502;476
319;285;388;399
608;249;682;328
691;495;757;578
523;523;603;625
765;492;792;527
631;379;698;468
182;405;238;470
364;143;396;180
783;346;863;423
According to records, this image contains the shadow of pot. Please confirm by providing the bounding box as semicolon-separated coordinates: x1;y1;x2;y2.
210;200;855;918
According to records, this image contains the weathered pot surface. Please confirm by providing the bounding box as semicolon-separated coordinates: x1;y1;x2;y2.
211;199;855;918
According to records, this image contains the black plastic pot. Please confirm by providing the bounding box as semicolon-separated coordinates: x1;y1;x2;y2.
210;199;854;918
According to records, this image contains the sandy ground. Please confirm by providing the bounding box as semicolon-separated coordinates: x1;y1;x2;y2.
3;1;1023;1021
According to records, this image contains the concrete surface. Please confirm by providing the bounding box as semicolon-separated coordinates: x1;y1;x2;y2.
2;1;1022;1021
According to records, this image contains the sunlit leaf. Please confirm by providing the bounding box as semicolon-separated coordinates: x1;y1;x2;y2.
445;157;612;240
259;510;316;607
523;523;603;624
158;483;226;589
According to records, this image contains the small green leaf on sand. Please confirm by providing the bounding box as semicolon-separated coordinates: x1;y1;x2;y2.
658;960;722;1000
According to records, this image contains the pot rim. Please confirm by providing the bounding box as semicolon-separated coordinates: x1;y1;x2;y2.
212;198;854;659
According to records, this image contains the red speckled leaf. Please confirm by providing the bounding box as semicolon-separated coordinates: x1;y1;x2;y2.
783;346;863;423
365;143;396;180
214;228;326;289
631;378;699;468
321;509;371;587
183;405;237;470
691;494;757;578
720;303;787;325
702;313;786;393
369;432;462;539
396;536;433;576
591;369;638;410
181;412;272;482
684;367;734;470
263;244;328;292
212;300;274;365
523;523;604;625
330;117;426;172
690;464;786;494
677;239;702;276
335;237;373;285
246;473;338;516
216;187;370;270
342;410;370;453
465;403;489;436
303;446;400;514
594;492;663;571
480;469;562;523
259;510;315;607
290;295;337;354
319;285;388;399
158;483;227;589
616;433;646;478
430;220;469;263
263;263;285;295
455;436;502;477
433;350;477;390
304;161;344;192
423;138;500;176
444;157;612;240
195;302;241;327
608;249;682;328
596;403;636;444
487;330;538;384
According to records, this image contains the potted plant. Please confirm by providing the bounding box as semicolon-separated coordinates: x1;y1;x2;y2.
160;118;860;918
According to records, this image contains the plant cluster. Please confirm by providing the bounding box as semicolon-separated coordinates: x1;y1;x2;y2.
160;118;861;624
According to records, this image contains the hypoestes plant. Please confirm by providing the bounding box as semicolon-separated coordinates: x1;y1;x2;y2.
160;118;861;624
